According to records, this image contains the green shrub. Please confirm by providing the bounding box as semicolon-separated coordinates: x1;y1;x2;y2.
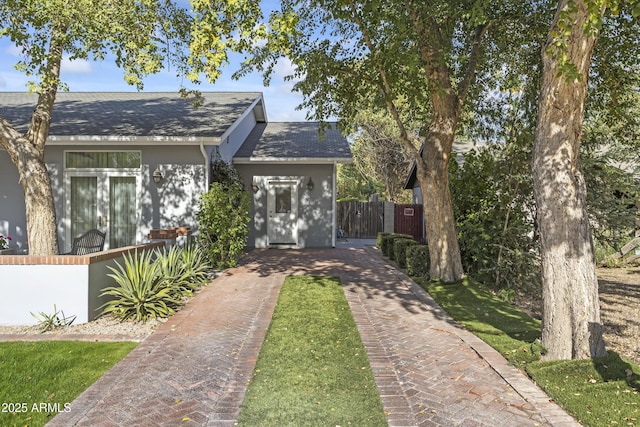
406;244;430;277
384;233;414;260
197;176;250;270
393;238;418;268
99;250;180;322
377;232;391;250
380;234;395;257
450;146;540;293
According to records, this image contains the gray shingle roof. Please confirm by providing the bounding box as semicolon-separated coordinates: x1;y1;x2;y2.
0;92;263;138
234;122;352;162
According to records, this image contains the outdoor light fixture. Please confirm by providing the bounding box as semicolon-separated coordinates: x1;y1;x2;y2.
153;167;163;184
251;178;259;193
307;177;314;191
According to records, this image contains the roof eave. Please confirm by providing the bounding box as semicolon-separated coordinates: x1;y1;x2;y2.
233;157;353;165
46;135;222;146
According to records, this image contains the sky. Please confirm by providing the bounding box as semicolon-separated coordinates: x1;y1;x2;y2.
0;17;310;122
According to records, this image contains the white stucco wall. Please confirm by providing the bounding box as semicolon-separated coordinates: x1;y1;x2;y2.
1;264;88;326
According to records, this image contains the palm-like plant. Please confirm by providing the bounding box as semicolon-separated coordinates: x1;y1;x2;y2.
178;244;211;286
100;250;181;322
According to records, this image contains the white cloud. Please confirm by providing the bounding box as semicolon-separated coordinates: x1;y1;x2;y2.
0;75;5;88
6;44;22;57
61;57;93;74
272;57;299;81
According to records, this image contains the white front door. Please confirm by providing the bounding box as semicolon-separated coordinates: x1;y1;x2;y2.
267;181;298;246
68;173;138;250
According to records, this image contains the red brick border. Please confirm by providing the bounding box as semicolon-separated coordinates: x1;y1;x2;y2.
0;242;164;265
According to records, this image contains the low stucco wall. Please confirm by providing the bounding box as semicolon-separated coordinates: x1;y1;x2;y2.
0;243;163;326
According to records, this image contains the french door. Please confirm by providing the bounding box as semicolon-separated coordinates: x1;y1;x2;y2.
68;173;138;250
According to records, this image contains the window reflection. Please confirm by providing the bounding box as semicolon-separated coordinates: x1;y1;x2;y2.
276;187;292;213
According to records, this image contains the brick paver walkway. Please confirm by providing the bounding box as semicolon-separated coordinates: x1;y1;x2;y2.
46;242;579;426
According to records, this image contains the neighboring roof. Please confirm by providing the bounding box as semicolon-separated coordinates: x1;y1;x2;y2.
233;122;352;163
0;92;265;144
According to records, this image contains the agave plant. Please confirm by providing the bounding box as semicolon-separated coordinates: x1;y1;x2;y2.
157;244;211;291
155;245;195;300
99;249;181;322
179;244;211;287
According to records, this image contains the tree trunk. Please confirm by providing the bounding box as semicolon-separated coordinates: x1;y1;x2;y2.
0;26;64;255
532;0;607;360
20;147;59;255
0;126;59;256
417;115;464;282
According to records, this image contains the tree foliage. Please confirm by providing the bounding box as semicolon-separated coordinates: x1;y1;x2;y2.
336;163;381;202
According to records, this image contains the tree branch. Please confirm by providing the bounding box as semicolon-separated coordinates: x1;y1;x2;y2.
26;24;66;156
346;0;421;161
457;22;491;110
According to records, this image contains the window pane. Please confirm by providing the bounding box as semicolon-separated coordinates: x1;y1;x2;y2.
70;177;98;238
109;177;137;248
276;187;292;213
66;152;140;169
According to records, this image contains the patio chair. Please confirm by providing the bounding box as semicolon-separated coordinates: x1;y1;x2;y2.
66;228;106;255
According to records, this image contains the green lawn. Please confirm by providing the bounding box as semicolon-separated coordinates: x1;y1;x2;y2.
237;275;387;427
0;341;137;427
415;277;640;427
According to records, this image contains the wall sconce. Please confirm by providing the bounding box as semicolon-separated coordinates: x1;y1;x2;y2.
306;177;314;191
153;167;163;184
251;178;259;193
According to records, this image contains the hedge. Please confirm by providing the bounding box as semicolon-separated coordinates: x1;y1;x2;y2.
394;238;419;268
380;233;413;259
406;244;430;278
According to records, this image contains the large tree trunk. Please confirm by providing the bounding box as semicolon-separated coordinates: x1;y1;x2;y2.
0;123;60;256
417;114;464;282
19;144;59;255
532;0;607;360
0;27;63;255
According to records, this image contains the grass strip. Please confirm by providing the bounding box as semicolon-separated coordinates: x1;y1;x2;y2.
417;277;543;368
526;353;639;426
0;341;137;427
237;275;387;427
415;277;640;427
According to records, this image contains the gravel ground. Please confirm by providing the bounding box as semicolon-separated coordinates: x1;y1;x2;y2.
515;266;640;366
0;315;164;340
597;266;640;366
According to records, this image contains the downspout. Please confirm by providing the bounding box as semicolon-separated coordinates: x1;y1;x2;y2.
200;139;209;188
332;161;337;248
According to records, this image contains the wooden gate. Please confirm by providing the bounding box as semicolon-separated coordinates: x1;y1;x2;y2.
337;201;384;238
394;204;424;243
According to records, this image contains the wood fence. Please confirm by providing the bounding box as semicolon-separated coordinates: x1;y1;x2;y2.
394;204;425;243
337;201;424;242
337;201;384;239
